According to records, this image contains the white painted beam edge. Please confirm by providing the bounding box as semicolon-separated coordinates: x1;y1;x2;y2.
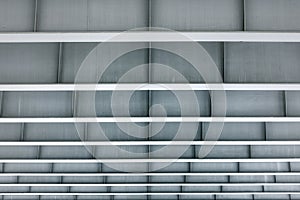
0;172;298;176
1;84;300;91
1;32;300;42
0;183;297;187
0;141;300;146
2;117;300;123
0;159;299;163
0;192;300;196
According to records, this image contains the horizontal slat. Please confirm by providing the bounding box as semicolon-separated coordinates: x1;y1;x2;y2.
0;159;299;163
0;172;298;176
1;84;300;91
0;192;300;196
2;117;300;123
1;32;300;42
0;141;299;146
0;183;297;187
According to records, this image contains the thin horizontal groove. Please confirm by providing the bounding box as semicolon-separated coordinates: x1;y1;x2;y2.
0;172;300;177
0;183;298;187
1;192;300;196
2;84;300;91
0;159;300;163
1;32;300;42
3;117;300;123
0;141;300;146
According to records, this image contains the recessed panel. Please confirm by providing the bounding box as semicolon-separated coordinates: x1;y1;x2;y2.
0;43;59;83
151;0;243;31
0;0;34;32
38;0;148;31
245;0;300;31
225;43;300;83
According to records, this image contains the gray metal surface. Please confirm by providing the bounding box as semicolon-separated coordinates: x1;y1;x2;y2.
0;0;300;199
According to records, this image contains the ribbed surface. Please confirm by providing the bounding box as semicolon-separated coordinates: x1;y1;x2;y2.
0;0;300;199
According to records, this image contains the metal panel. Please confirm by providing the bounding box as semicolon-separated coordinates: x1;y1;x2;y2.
151;0;243;31
245;0;300;31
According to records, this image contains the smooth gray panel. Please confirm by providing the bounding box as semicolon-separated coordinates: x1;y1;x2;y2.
150;91;210;117
151;42;223;83
19;176;60;183
3;197;38;200
38;0;148;31
115;195;146;200
150;186;181;192
38;0;88;31
0;187;28;193
4;164;51;173
107;176;147;183
2;92;72;117
252;146;300;158
202;122;265;141
87;0;148;31
149;195;177;200
0;124;21;141
0;0;34;32
70;186;107;192
150;175;184;183
230;175;274;183
150;122;201;141
181;195;214;200
110;186;147;192
222;186;262;192
150;145;194;158
225;43;300;83
276;175;300;183
239;163;289;172
95;146;148;159
212;91;284;117
0;146;37;159
40;146;91;159
53;163;99;173
286;92;300;116
255;194;290;200
24;123;84;141
61;43;149;83
186;175;228;183
63;177;104;183
0;177;17;184
265;185;300;192
88;123;148;141
216;195;253;200
76;91;148;117
102;163;148;172
40;196;73;200
150;163;189;172
290;163;300;171
266;123;300;140
61;43;97;82
182;186;220;192
245;0;300;31
191;163;238;172
0;43;59;83
151;0;243;31
196;146;249;158
30;186;68;192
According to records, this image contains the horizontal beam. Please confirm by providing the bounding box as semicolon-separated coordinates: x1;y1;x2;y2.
0;172;298;176
0;192;300;196
2;117;300;123
1;84;300;91
1;32;300;42
0;183;297;187
0;159;299;163
0;141;300;146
